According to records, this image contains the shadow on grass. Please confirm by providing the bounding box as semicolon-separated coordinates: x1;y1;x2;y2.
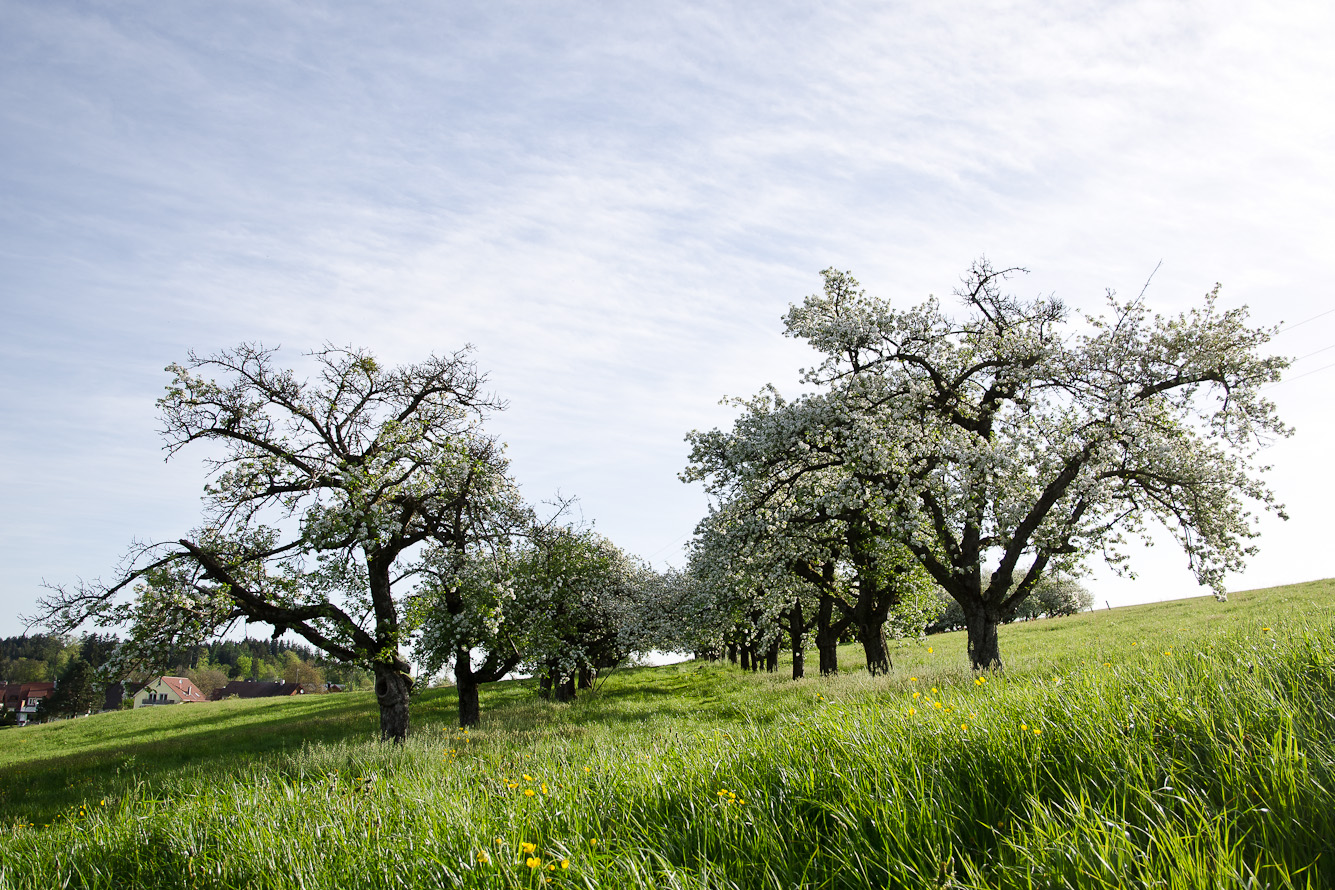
0;694;381;825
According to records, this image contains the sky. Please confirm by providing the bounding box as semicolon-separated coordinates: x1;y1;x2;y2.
2;1;1333;638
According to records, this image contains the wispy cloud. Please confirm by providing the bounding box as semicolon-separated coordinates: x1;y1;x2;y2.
2;1;1333;630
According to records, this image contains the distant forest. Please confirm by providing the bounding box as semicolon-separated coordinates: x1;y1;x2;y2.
1;633;373;719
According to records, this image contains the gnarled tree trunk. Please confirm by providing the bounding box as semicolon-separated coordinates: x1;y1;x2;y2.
961;602;1003;671
855;617;891;675
815;591;845;676
373;660;413;742
789;601;805;680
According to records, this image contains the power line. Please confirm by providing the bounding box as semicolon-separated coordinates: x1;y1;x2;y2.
1274;307;1335;336
1291;343;1335;363
1278;359;1335;385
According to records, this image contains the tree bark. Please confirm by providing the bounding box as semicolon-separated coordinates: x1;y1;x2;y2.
578;666;594;690
454;648;481;727
789;601;805;680
554;673;576;702
373;660;413;742
964;604;1003;671
539;666;553;699
739;645;751;671
856;618;891;675
851;586;893;676
815;592;843;676
727;642;738;665
765;637;780;673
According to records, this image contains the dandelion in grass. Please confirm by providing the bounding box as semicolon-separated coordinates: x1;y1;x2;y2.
541;783;549;795
589;838;599;847
960;724;968;731
561;859;570;869
523;774;534;781
524;789;536;797
526;856;541;869
1033;728;1042;735
521;842;537;854
495;837;505;846
477;851;492;865
928;647;934;654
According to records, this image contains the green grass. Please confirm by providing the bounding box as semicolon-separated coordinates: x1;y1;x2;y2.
2;579;1333;889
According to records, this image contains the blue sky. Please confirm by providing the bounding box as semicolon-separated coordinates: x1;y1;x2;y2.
2;1;1333;636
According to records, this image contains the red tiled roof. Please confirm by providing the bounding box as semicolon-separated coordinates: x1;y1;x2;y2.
1;681;56;709
156;676;207;703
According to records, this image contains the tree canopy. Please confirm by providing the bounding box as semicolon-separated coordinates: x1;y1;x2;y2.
687;261;1289;671
36;344;517;741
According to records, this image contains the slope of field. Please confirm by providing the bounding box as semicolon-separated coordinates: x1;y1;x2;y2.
2;579;1332;889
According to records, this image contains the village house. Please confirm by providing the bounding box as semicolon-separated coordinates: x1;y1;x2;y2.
131;676;207;708
0;681;56;725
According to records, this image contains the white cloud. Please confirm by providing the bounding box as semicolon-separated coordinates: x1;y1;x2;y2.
2;0;1332;633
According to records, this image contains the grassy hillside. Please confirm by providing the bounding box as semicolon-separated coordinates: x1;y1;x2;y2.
1;579;1332;889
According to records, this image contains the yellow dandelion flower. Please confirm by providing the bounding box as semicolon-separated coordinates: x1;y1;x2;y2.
909;677;918;682
541;783;549;795
495;837;505;846
1021;723;1027;730
524;789;536;797
960;724;967;731
561;859;570;869
523;774;534;781
507;782;519;789
1033;728;1042;735
521;842;537;854
477;851;491;864
928;647;934;654
526;856;541;869
584;766;591;773
590;838;599;846
907;707;916;716
912;690;921;699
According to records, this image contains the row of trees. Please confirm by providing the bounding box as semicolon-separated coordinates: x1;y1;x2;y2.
32;260;1287;740
682;261;1287;674
34;345;677;740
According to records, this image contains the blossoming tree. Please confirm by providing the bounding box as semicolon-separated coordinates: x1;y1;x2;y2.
35;344;518;741
780;261;1289;669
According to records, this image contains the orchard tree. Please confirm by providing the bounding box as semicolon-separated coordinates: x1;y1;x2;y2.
685;388;937;675
414;537;529;727
35;344;517;741
782;261;1289;669
515;528;644;700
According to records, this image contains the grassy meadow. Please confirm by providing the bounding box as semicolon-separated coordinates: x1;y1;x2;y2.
1;579;1333;889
